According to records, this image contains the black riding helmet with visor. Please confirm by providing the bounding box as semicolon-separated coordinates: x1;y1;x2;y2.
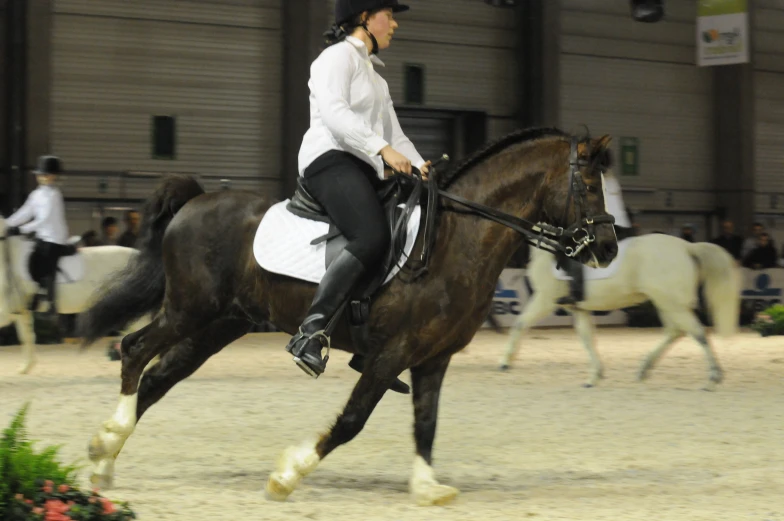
326;0;409;54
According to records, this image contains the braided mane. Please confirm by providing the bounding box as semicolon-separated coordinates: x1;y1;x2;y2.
437;127;570;189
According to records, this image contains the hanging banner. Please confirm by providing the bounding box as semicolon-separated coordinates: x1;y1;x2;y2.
697;0;749;66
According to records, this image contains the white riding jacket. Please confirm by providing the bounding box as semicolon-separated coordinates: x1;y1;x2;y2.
602;173;631;228
298;35;426;180
6;184;69;245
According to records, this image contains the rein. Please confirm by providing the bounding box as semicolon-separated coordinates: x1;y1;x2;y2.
391;135;615;280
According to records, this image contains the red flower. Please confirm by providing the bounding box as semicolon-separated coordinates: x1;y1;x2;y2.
43;485;53;494
58;484;70;493
44;499;71;514
100;497;117;515
32;507;44;515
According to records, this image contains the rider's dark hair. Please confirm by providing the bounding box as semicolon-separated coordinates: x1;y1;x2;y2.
323;9;381;47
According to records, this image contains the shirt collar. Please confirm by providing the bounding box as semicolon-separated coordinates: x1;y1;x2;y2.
345;35;385;67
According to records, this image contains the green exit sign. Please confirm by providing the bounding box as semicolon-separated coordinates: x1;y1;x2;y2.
620;137;639;176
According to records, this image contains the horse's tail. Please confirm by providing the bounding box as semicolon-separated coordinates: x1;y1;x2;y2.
78;174;205;347
688;241;741;337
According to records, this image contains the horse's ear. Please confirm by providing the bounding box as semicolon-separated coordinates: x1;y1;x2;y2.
594;134;612;150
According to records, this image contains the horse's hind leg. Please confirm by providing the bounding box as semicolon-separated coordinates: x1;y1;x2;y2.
498;295;555;370
573;310;604;387
134;317;250;420
266;348;408;502
637;312;684;382
678;310;724;390
408;354;459;506
88;314;185;488
638;308;722;389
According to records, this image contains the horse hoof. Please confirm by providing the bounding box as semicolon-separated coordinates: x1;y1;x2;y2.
87;435;107;462
90;472;114;490
498;364;510;372
582;383;594;388
265;473;294;502
17;361;36;375
412;484;460;506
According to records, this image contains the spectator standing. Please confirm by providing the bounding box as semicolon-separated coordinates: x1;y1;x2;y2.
710;219;743;260
117;210;140;248
742;232;777;269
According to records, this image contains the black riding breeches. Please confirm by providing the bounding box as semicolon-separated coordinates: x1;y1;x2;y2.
303;150;391;270
28;240;69;284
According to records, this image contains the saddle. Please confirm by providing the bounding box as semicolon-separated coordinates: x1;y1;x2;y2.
285;172;438;351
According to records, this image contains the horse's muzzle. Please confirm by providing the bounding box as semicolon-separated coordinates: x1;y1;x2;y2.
594;237;618;267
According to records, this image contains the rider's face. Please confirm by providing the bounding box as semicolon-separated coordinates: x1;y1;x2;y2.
364;8;397;50
36;174;56;186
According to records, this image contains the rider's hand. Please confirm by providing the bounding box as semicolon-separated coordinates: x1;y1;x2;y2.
6;226;20;237
419;160;432;180
380;146;412;175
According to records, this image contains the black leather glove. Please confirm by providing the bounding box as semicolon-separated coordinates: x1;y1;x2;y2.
6;226;20;237
25;231;36;240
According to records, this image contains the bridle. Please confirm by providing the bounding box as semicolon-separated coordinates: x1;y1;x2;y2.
391;135;616;279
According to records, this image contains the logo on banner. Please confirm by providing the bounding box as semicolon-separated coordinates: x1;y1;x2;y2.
741;272;782;315
493;279;521;315
741;273;781;298
697;0;748;66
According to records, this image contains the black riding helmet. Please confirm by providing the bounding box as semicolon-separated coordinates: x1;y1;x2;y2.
33;155;63;176
329;0;409;54
335;0;409;26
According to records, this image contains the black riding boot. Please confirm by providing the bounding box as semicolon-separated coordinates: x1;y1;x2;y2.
286;249;367;378
556;259;585;306
44;275;58;317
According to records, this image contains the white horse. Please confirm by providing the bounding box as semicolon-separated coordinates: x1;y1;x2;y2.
0;218;147;374
498;233;741;389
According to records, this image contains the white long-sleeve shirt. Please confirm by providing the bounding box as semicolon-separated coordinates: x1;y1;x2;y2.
298;35;426;179
6;184;69;244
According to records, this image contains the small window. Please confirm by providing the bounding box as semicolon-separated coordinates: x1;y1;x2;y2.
152;115;176;160
404;64;425;105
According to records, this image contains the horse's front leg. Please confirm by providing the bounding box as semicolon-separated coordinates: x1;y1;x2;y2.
408;354;459;506
14;311;37;374
265;349;408;502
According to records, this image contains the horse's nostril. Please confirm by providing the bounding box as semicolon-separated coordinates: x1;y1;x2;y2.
604;241;618;258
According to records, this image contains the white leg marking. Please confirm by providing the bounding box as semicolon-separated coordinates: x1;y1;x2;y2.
88;393;138;489
15;314;37;374
409;455;459;506
265;440;321;501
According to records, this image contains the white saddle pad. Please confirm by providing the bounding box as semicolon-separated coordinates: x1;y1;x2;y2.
552;237;634;281
254;200;421;285
16;240;86;284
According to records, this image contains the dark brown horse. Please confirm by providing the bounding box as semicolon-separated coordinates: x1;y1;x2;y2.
79;127;619;505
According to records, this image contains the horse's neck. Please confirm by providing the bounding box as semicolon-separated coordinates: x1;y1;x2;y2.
434;155;549;299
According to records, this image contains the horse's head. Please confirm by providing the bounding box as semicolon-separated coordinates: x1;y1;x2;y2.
541;134;618;268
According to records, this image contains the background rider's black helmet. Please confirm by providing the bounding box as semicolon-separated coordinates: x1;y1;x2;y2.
33;155;63;176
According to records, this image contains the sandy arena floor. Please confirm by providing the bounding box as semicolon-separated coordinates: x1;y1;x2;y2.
0;327;782;521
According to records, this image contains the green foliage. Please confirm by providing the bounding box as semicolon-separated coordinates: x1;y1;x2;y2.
750;304;784;337
0;403;136;520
